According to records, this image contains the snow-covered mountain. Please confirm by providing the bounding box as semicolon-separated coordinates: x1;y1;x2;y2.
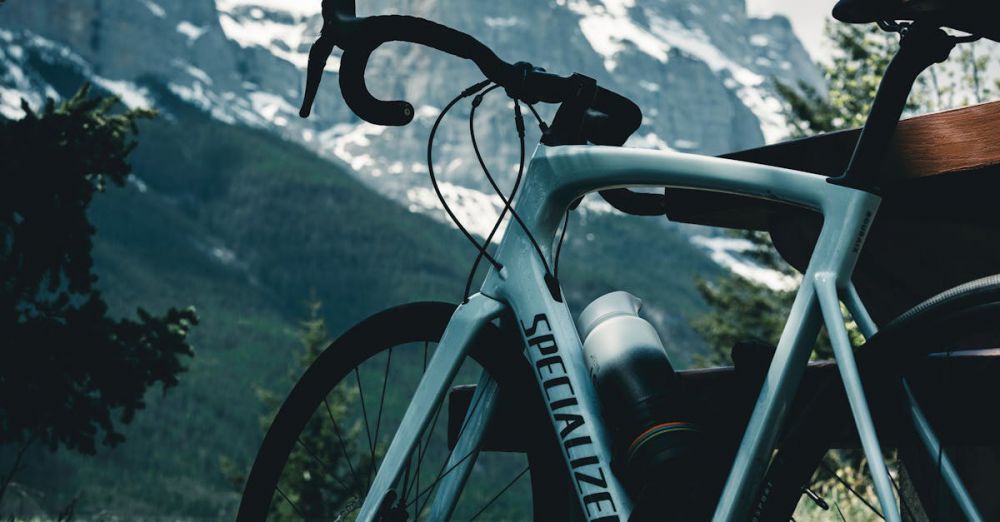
0;0;820;282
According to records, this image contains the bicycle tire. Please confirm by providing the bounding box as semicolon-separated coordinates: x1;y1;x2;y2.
751;275;1000;521
236;301;579;521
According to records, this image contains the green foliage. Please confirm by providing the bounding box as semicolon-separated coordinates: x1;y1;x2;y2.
777;23;911;137
777;21;997;138
691;279;784;367
263;302;370;520
0;84;197;456
936;42;998;107
691;231;801;366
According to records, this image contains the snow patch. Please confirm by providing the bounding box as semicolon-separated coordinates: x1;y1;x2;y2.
316;121;388;172
212;246;238;264
691;236;797;290
128;175;149;193
172;60;214;85
638;80;660;92
578;194;616;215
645;16;787;142
0;87;39;119
560;3;788;141
168;82;267;126
626;132;673;151
415;105;441;120
249;91;296;122
177;21;208;44
484;16;520;28
215;0;321;18
141;0;166;18
406;183;509;242
566;0;669;71
91;77;154;109
0;30;150;116
214;2;334;71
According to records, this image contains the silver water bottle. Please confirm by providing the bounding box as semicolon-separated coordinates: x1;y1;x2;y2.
577;291;702;506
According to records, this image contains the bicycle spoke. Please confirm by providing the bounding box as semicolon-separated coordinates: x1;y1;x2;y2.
295;436;352;492
402;343;437;504
372;347;393;448
469;465;529;521
323;397;361;488
405;398;445;503
834;501;847;521
405;449;478;512
354;366;375;486
821;460;884;519
414;437;421;514
275;485;309;520
413;374;489;517
399;452;413;507
886;461;916;522
354;367;375;455
367;347;393;491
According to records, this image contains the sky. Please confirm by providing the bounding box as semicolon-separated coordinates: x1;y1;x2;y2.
746;0;839;61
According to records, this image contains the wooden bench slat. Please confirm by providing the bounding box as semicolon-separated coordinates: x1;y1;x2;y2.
721;100;1000;181
664;101;1000;231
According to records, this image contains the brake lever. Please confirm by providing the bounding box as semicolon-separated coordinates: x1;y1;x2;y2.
300;1;361;118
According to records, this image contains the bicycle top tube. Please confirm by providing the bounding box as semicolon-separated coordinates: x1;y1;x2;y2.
488;144;866;256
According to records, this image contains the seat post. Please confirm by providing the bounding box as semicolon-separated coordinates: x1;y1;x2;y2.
828;23;956;193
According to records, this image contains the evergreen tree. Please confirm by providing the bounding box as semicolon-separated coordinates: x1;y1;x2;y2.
691;231;799;367
259;302;370;521
777;23;905;137
0;85;198;500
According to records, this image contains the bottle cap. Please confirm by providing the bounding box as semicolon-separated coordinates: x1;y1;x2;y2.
576;291;643;340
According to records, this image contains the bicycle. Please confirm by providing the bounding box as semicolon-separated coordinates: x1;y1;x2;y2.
237;0;999;520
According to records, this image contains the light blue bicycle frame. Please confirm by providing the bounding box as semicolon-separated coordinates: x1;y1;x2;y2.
354;144;976;521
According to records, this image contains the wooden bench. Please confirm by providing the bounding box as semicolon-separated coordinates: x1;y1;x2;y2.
665;101;1000;325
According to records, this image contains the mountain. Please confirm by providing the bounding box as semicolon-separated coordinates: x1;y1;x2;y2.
0;0;822;234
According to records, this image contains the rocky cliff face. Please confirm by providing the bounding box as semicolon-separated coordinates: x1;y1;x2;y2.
1;0;820;217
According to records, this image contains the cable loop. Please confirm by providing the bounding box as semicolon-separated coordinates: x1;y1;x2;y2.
427;80;503;273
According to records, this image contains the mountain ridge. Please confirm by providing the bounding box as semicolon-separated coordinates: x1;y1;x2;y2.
0;0;822;238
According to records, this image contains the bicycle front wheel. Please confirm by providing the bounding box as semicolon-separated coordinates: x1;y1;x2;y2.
237;301;578;521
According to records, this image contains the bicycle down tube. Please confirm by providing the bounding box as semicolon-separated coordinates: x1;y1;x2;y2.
359;143;923;521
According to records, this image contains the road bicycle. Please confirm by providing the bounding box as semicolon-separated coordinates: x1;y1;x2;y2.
237;0;1000;520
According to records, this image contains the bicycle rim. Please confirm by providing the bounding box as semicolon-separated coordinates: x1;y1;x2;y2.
236;301;576;521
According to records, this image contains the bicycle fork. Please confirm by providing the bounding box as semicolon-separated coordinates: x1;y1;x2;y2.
354;294;506;522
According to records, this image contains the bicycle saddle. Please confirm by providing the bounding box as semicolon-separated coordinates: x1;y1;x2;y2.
832;0;999;41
